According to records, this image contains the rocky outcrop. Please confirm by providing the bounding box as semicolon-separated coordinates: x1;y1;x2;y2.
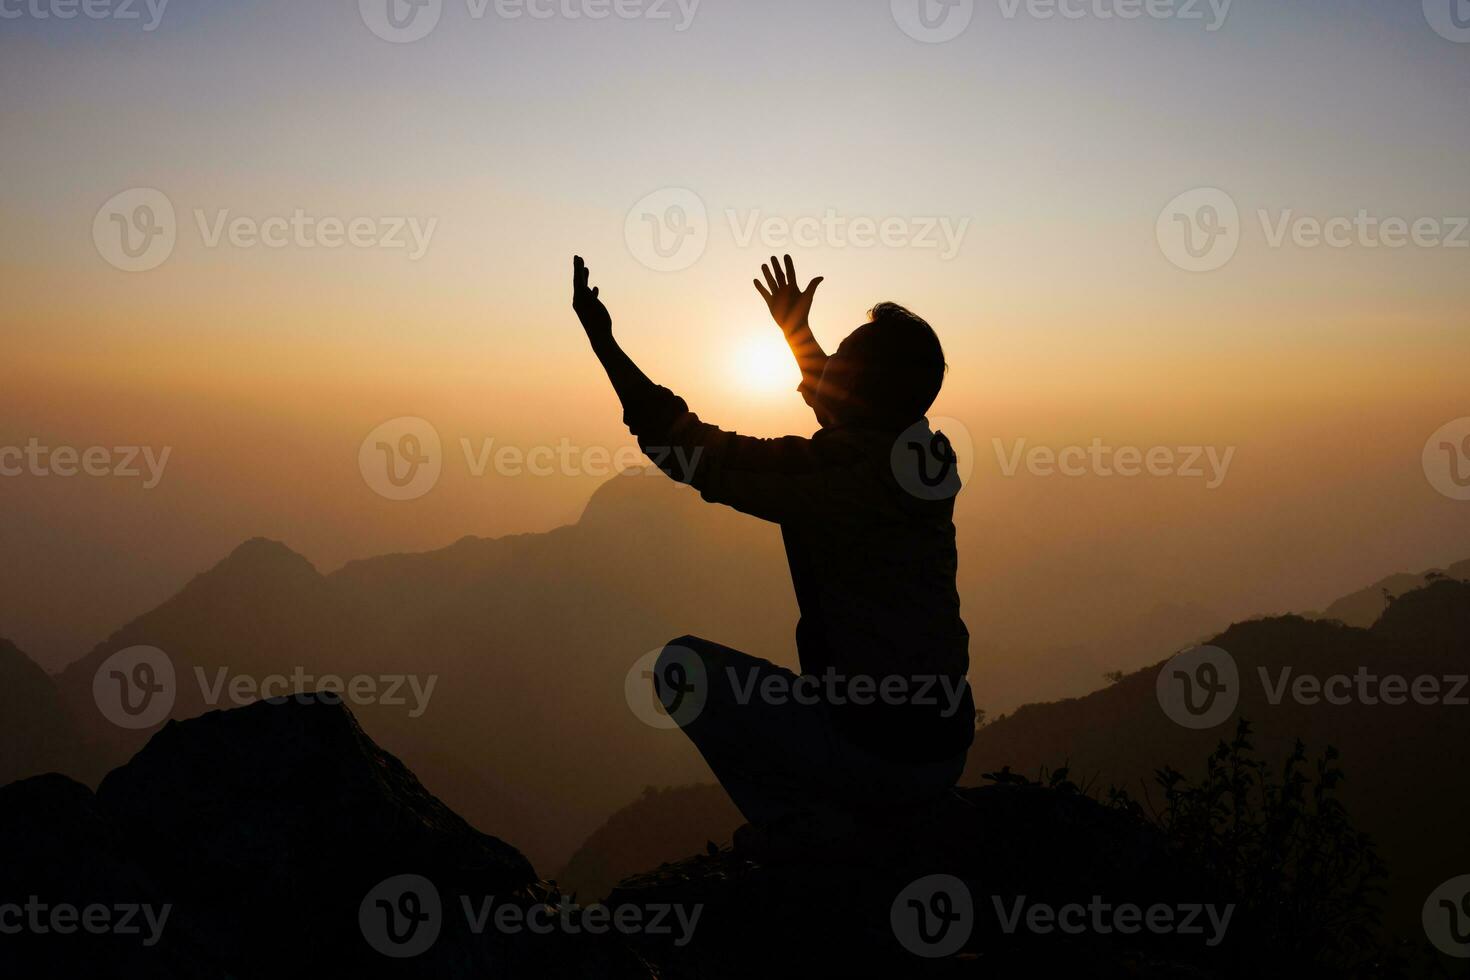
0;773;224;977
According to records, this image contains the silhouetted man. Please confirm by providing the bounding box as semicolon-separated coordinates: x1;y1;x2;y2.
572;254;973;828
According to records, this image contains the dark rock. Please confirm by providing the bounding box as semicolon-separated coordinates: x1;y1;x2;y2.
0;774;225;978
95;695;539;975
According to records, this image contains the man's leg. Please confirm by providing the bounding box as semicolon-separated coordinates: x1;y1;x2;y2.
654;635;837;826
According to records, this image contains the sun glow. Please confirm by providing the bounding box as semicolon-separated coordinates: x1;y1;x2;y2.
731;333;799;396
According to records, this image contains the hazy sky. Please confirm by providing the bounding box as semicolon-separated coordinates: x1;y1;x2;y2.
2;0;1468;676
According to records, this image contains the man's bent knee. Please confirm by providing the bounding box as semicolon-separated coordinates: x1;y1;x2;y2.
653;635;798;731
653;636;712;729
655;635;710;681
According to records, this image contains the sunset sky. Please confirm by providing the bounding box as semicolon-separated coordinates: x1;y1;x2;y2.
2;0;1467;684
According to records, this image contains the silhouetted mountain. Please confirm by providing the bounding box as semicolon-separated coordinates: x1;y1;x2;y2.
50;472;795;868
1306;558;1470;627
963;578;1470;948
558;784;742;902
1032;598;1222;699
0;637;94;785
1;698;649;979
55;537;347;757
30;468;1470;886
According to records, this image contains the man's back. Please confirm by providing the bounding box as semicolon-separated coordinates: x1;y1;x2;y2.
778;423;967;683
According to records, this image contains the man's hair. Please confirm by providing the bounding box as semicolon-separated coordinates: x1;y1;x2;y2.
839;302;947;427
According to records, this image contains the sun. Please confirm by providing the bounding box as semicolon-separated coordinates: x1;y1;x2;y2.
732;333;797;396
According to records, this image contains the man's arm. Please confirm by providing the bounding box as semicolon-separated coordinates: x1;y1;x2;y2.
573;255;657;409
573;254;704;484
753;254;827;412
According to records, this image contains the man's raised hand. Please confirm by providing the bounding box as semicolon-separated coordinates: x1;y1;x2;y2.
753;255;829;416
754;254;823;336
571;256;656;410
573;255;613;341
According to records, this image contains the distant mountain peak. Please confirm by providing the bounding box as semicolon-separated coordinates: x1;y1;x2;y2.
576;468;705;529
0;636;50;687
1;634;91;786
221;536;316;571
178;537;323;595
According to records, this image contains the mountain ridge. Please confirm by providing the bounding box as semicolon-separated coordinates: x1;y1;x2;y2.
18;469;1470;883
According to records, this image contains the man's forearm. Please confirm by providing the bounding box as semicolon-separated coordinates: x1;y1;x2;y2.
589;331;657;411
784;321;828;399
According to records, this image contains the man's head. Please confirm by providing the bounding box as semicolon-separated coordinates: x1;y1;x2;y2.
815;303;946;430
